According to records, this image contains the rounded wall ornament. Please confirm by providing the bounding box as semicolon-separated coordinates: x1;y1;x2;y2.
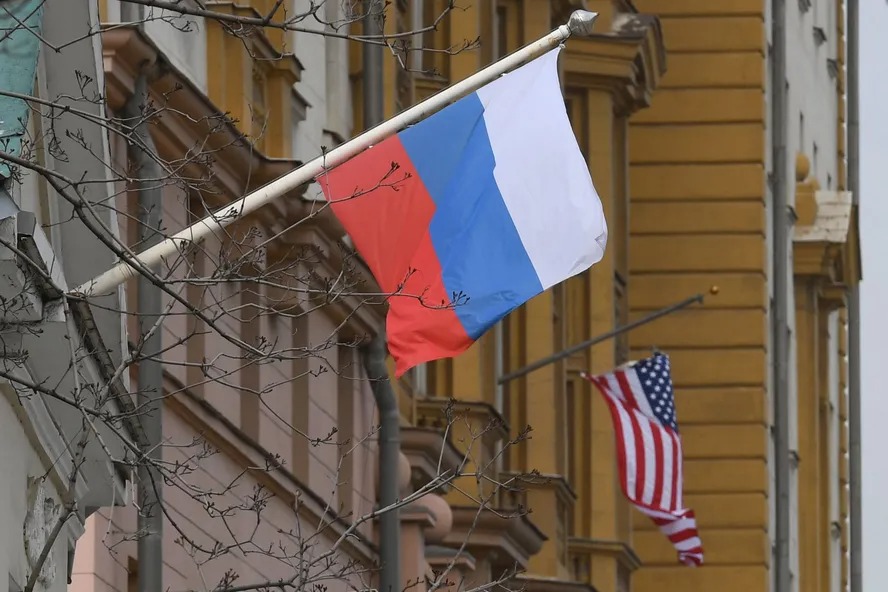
415;494;453;544
397;451;412;496
796;152;811;182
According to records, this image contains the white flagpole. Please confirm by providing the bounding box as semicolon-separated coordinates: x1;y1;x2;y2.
75;10;598;297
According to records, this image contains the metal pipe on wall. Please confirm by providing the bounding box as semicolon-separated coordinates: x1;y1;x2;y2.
360;335;401;592
123;69;164;592
846;1;862;590
498;294;704;385
770;0;792;590
359;3;401;592
121;6;164;592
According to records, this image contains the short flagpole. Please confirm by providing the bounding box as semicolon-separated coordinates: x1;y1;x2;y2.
75;10;600;297
497;293;707;385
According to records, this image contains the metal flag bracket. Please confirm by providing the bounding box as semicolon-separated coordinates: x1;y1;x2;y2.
497;287;718;385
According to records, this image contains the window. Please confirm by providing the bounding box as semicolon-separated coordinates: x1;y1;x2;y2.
419;0;448;77
827;0;838;58
496;4;508;60
409;0;424;71
799;112;805;155
250;64;268;151
813;142;819;178
411;364;428;396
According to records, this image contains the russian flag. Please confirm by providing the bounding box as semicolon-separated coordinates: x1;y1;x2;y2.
318;48;607;377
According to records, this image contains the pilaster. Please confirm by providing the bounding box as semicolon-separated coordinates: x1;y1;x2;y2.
559;12;665;592
627;2;769;589
792;151;858;592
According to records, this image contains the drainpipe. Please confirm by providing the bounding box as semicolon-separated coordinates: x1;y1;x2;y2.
846;1;861;591
360;335;401;592
359;3;400;592
124;70;164;592
770;0;792;591
121;6;164;591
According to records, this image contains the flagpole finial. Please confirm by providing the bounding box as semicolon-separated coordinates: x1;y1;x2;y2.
568;10;598;37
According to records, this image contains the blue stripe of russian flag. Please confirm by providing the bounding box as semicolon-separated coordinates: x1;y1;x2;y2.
398;92;544;340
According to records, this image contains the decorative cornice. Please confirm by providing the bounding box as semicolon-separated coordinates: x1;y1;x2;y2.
793;155;858;285
569;536;643;573
414;397;510;453
425;544;477;572
819;284;848;310
401;426;464;492
794;241;843;281
510;574;598;592
102;26;385;338
443;505;547;569
562;12;666;115
203;1;304;71
793;188;859;287
500;470;578;506
795;190;853;244
101;26;300;227
415;397;509;433
400;503;437;528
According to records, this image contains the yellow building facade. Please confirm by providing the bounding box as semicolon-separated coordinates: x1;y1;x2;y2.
627;2;856;592
357;1;857;592
352;1;667;591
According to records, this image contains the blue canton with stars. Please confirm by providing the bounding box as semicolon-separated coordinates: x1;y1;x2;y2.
631;353;679;432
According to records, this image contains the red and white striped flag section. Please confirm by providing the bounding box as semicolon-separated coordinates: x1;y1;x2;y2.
581;352;703;566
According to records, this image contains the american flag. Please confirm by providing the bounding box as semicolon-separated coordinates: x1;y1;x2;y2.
582;352;704;566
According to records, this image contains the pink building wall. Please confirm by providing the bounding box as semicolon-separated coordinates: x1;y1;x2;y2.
71;136;383;592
